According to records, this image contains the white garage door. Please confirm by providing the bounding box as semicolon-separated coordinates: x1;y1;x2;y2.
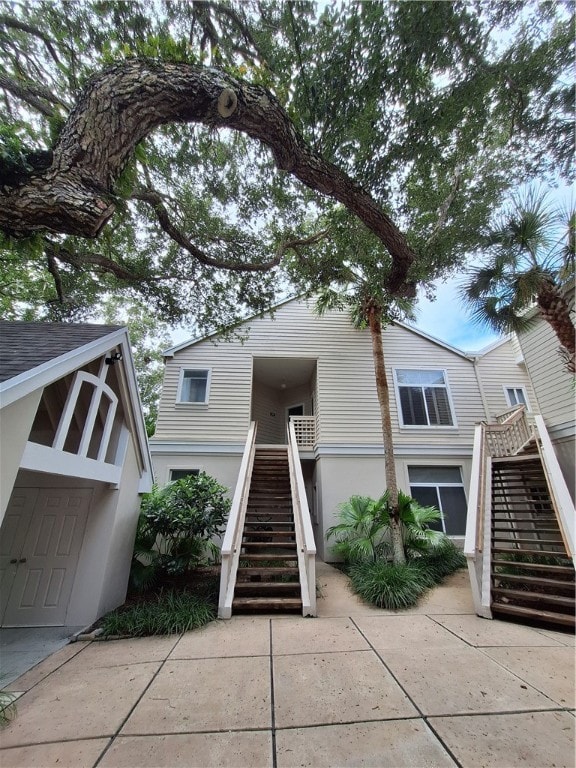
0;488;92;626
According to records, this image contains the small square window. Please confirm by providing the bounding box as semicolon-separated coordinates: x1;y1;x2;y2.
505;386;528;408
178;369;211;403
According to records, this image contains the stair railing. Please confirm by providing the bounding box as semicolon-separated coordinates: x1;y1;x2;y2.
287;420;317;616
484;405;532;457
218;421;257;619
532;414;575;567
465;423;493;618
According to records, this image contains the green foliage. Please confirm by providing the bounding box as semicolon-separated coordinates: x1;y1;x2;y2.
100;589;215;637
348;560;429;610
349;538;466;610
326;490;444;563
411;538;467;583
130;473;230;590
0;691;17;727
0;0;572;331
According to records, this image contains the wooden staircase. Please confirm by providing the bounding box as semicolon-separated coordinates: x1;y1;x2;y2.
232;447;302;613
490;453;575;630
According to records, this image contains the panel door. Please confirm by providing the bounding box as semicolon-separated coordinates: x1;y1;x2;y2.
0;489;38;621
2;488;92;626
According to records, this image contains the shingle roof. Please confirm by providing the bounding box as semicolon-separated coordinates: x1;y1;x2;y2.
0;321;124;383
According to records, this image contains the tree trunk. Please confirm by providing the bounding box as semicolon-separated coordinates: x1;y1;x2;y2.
537;280;575;373
0;59;416;296
367;305;406;565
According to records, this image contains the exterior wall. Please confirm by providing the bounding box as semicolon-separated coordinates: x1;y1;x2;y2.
517;311;575;499
0;390;42;521
151;452;242;492
153;299;488;453
474;338;536;420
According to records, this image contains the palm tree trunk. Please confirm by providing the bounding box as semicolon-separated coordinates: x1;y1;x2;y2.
367;304;406;564
537;280;575;373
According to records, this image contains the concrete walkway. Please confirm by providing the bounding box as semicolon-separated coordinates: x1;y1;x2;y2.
1;563;574;767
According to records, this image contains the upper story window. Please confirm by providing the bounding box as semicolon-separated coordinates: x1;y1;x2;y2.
178;369;211;404
395;369;455;427
505;386;528;409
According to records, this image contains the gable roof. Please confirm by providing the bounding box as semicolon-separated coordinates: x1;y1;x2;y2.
163;296;478;361
0;321;123;383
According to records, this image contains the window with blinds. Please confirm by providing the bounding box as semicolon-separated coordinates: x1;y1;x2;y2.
395;369;454;426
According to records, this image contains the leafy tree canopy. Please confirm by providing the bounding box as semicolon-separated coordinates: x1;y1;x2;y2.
0;0;573;332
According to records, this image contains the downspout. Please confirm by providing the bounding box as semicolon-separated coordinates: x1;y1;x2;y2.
472;356;491;421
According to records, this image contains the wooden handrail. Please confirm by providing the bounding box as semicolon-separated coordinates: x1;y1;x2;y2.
287;420;317;616
218;421;257;619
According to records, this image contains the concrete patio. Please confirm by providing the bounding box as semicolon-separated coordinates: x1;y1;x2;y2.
1;562;574;767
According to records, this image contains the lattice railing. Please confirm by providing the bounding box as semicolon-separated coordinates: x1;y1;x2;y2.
290;415;316;448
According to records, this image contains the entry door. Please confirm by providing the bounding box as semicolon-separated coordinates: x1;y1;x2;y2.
1;488;92;626
0;489;38;622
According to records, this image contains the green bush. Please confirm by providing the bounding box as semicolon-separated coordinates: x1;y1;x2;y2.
349;560;429;610
130;472;230;591
100;589;216;637
0;691;17;727
411;538;467;582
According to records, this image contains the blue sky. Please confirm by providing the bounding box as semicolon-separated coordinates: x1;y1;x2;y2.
410;277;499;353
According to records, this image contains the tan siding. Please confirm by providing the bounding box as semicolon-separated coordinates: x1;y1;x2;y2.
475;339;536;421
153;299;507;449
518;315;575;429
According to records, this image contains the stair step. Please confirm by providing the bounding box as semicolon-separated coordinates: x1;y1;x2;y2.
245;521;295;527
240;552;298;561
232;597;302;611
236;566;299;578
492;526;562;534
491;602;575;628
492;560;574;575
492;587;575;609
242;541;298;550
492;546;570;558
491;536;565;546
234;582;300;594
243;530;296;537
492;516;558;523
491;573;576;592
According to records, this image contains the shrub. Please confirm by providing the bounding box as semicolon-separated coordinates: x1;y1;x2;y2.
100;589;216;637
0;691;16;727
411;538;467;583
349;560;429;610
130;472;231;591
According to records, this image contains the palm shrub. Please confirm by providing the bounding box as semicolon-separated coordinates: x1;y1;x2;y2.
129;472;230;591
329;491;466;609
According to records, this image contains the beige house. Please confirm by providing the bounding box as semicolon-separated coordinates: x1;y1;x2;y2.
0;322;152;629
150;297;536;560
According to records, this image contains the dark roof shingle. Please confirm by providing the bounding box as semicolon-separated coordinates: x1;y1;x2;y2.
0;322;124;383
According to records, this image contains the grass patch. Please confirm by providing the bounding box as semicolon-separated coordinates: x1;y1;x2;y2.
100;588;216;637
412;538;467;583
0;691;17;728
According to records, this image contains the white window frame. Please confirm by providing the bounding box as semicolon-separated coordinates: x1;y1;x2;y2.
408;465;467;536
393;368;457;428
503;385;530;410
177;368;212;405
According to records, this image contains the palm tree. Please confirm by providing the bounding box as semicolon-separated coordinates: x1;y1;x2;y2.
462;189;575;372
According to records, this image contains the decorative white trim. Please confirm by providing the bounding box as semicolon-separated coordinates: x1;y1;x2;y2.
21;441;122;485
